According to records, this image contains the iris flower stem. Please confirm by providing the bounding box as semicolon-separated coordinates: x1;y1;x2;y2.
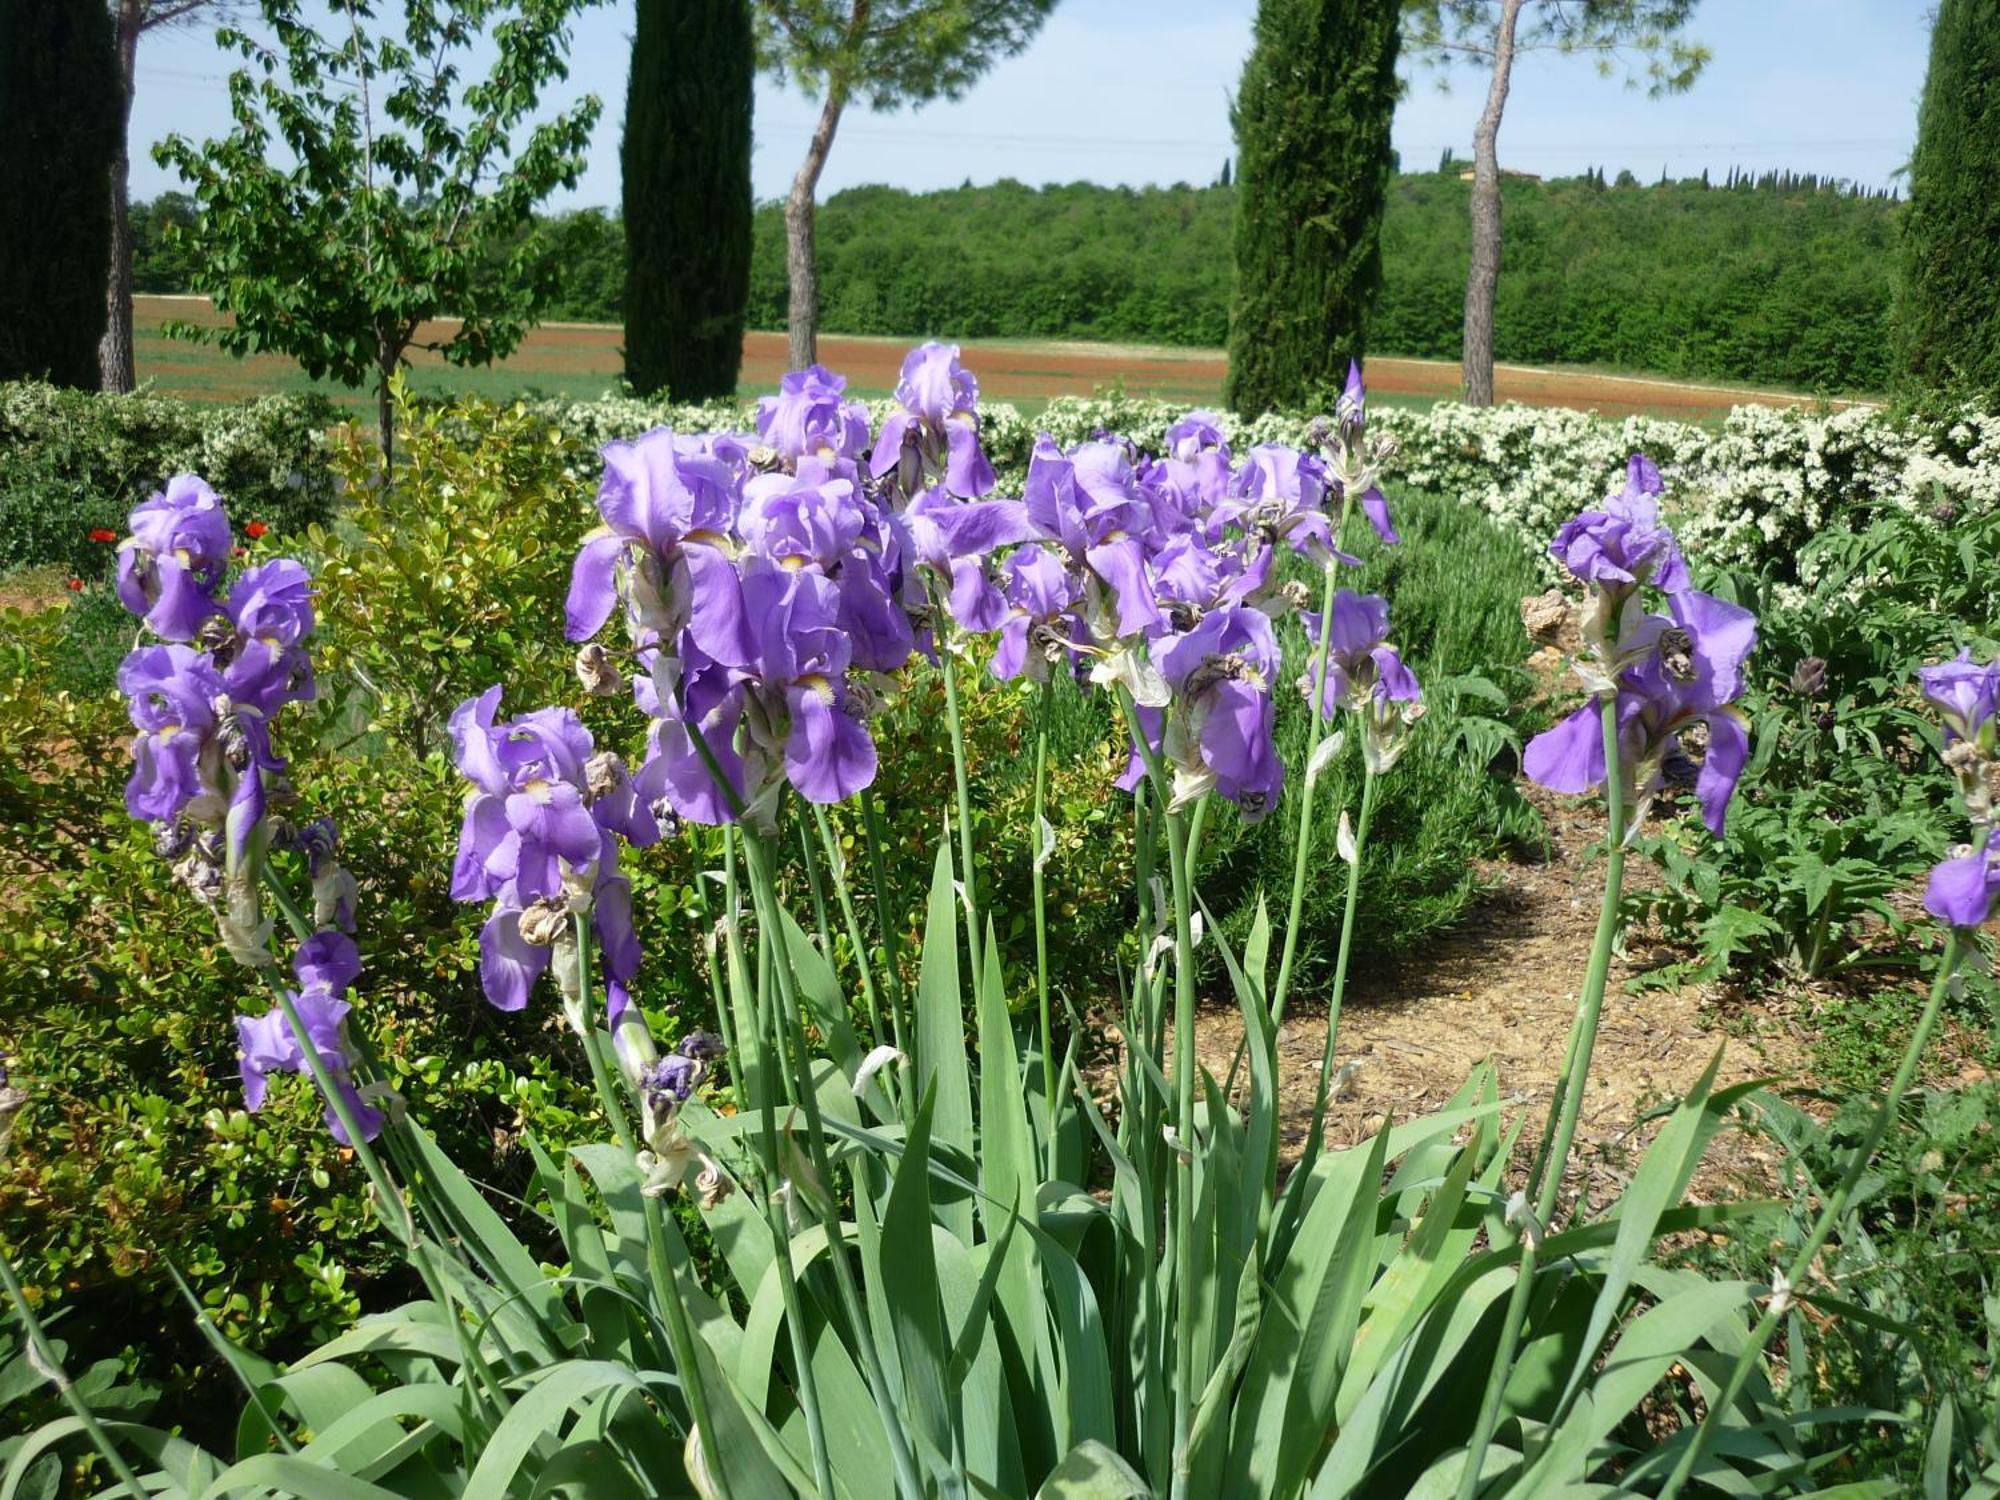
741;826;926;1500
260;970;408;1248
1301;768;1378;1158
570;922;726;1494
811;804;891;1071
1656;933;1963;1499
1272;559;1345;1023
1456;690;1626;1500
1530;691;1629;1221
796;816;835;956
1162;800;1201;1500
938;632;983;983
0;1248;148;1498
1116;682;1201;1500
688;837;742;1096
1031;680;1058;1163
858;785;912;1098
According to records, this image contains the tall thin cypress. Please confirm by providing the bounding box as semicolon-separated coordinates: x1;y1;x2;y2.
622;0;754;400
1224;0;1401;417
1896;0;2000;403
0;0;120;388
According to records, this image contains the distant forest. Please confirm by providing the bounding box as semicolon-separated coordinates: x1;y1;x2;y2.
131;166;1899;392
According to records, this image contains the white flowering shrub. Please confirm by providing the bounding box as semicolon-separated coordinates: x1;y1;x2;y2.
536;388;2000;582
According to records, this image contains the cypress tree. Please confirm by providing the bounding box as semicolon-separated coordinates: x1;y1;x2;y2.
0;0;120;387
1224;0;1401;417
1896;0;2000;402
622;0;753;400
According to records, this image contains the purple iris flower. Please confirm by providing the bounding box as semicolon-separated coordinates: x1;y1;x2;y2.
1919;651;2000;748
1525;589;1756;835
1298;591;1422;718
736;470;918;671
870;342;996;499
236;937;382;1144
1548;455;1690;596
1024;438;1165;641
991;544;1086;682
116;475;231;641
756;365;871;463
1119;605;1285;820
220;558;316;714
566;429;740;645
449;687;655;1011
118;643;276;855
900;487;1040;634
1325;361;1399;546
638;565;877;822
294;930;362;995
1925;829;2000;930
1157;412;1234;518
1218;445;1354;564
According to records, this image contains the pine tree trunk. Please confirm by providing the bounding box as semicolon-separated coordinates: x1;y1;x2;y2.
1461;0;1523;407
100;0;143;394
784;85;845;373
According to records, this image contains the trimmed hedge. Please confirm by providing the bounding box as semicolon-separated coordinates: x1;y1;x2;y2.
0;382;341;581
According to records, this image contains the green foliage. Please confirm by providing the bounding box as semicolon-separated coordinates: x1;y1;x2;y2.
1199;489;1548;977
8;839;1830;1498
312;383;594;751
151;0;602;444
129;170;1906;393
1226;0;1401;415
0;394;709;1442
0;0;120;389
622;0;753;401
1896;0;2000;404
0;381;339;584
755;0;1056;112
1623;497;1999;992
1402;0;1710;95
1720;1083;2000;1490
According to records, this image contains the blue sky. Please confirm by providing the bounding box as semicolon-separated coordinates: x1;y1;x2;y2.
130;0;1933;209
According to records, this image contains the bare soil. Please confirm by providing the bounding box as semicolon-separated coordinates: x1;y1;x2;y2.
1177;784;1804;1218
134;296;1875;419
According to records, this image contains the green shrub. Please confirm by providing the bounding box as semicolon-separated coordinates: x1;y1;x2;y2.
0;382;340;583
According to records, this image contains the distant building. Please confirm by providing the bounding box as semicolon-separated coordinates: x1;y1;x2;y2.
1457;167;1544;183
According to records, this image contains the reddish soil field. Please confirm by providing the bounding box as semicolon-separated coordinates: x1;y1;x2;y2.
135;296;1869;420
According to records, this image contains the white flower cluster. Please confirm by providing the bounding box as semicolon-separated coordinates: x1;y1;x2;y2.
531;386;2000;578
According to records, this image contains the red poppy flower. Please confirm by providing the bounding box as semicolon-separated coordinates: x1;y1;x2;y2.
246;521;269;539
232;546;246;558
67;578;83;592
89;527;117;543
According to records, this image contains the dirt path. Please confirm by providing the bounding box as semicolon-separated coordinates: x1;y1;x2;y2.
1181;787;1804;1213
134;296;1874;420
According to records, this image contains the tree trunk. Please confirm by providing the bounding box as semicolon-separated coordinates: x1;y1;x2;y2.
375;329;399;469
784;85;846;372
1461;0;1524;407
99;0;143;394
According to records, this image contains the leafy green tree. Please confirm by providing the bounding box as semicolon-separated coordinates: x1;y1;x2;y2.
623;0;754;399
0;0;120;389
154;0;601;458
1896;0;2000;403
755;0;1056;370
1403;0;1707;404
1224;0;1402;417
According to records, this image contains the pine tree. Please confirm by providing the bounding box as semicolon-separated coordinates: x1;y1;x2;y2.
622;0;754;399
0;0;120;387
1896;0;2000;401
1225;0;1401;416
